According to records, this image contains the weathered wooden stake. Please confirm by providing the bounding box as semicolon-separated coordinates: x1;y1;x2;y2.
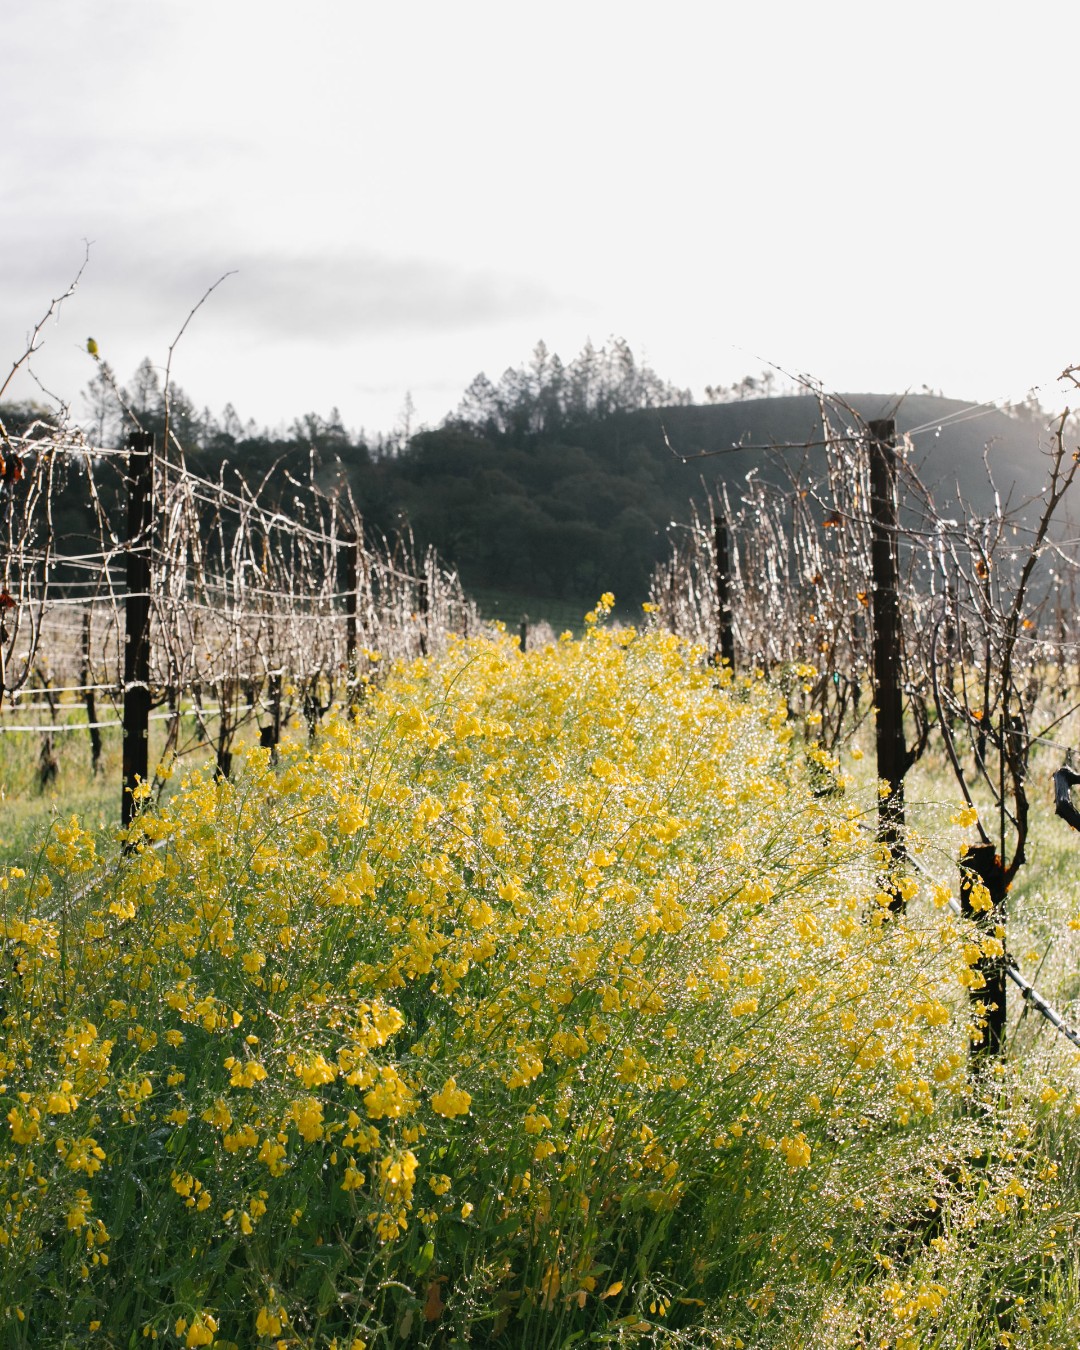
122;431;153;827
418;573;430;658
81;607;102;776
215;680;233;779
868;417;907;880
260;672;283;762
714;513;735;670
345;533;359;714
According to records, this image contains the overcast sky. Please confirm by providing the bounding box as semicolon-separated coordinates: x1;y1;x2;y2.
3;1;1077;438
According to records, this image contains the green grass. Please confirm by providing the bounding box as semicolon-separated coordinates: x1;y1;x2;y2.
0;704;287;869
467;585;633;637
0;714;119;868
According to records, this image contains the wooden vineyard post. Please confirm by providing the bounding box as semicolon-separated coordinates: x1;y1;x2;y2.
122;431;153;828
868;417;907;886
960;842;1008;1060
81;607;102;776
714;512;735;671
259;672;283;762
259;673;283;761
344;532;359;716
519;616;528;653
418;573;430;658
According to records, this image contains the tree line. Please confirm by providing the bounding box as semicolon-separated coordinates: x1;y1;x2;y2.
1;339;1053;614
2;338;708;607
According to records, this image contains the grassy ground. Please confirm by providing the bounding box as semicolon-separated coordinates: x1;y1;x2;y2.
818;708;1080;1082
468;585;641;637
906;735;1080;1071
0;706;273;870
0;716;121;869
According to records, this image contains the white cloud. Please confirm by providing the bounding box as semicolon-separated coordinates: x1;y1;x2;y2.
2;1;1079;432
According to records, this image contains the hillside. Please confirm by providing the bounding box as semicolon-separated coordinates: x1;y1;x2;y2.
5;377;1057;623
644;393;1056;517
361;393;1057;617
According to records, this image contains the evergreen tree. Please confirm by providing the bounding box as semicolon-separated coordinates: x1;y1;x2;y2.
82;361;124;447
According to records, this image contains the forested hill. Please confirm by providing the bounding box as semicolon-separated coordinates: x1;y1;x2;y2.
1;349;1058;616
368;392;1053;610
645;394;1056;515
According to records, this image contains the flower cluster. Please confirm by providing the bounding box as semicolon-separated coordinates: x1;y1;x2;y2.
0;616;1071;1345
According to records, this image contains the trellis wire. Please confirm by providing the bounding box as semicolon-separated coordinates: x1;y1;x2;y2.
0;425;481;780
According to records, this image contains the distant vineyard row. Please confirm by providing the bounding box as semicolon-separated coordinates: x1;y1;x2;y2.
0;419;479;804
